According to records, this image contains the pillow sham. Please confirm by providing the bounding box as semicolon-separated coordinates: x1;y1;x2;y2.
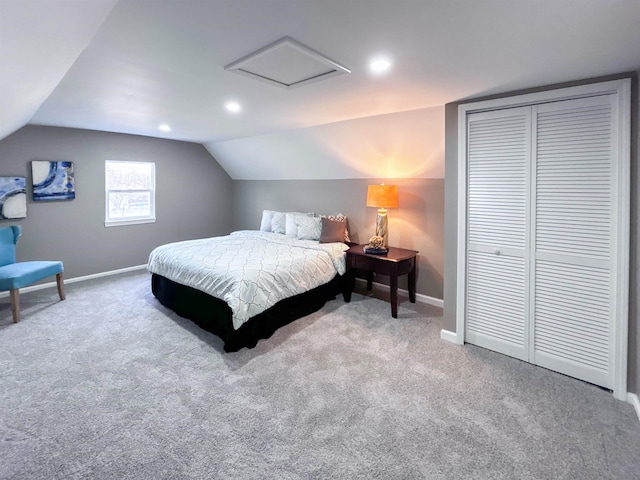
285;212;314;237
317;213;350;242
296;216;322;241
319;217;347;243
270;211;286;234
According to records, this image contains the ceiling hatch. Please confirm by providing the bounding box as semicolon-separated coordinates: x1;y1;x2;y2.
224;37;351;89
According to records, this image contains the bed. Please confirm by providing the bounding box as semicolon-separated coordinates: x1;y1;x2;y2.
148;215;351;351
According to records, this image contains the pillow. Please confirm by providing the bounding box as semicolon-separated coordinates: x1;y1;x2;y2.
296;216;322;241
285;212;314;237
317;213;350;242
319;217;347;243
270;211;286;234
260;210;275;232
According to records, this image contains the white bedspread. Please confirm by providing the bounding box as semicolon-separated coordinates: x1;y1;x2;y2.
147;230;348;330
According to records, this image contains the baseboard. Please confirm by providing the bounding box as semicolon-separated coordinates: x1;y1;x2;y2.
415;292;444;308
440;329;463;345
354;278;443;308
628;393;640;422
0;264;148;298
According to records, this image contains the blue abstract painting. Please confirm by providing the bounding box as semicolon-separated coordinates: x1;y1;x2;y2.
32;161;75;201
0;176;27;219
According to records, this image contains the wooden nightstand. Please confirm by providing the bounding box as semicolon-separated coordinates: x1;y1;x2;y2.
344;245;418;318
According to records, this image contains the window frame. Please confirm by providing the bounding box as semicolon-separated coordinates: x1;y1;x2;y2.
104;160;156;227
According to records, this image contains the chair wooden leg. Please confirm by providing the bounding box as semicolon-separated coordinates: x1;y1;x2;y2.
56;273;65;301
10;289;20;323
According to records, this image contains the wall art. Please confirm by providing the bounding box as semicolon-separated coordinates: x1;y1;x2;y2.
32;161;75;201
0;176;27;219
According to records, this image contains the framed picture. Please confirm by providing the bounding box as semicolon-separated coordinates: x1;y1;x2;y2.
0;176;27;219
32;161;75;201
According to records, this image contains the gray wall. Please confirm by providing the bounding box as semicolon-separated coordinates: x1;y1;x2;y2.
0;126;233;279
0;126;443;300
233;178;445;300
443;72;639;396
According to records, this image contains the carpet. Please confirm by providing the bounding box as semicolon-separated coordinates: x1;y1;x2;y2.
0;271;638;479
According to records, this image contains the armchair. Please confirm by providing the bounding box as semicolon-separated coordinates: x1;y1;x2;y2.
0;226;65;323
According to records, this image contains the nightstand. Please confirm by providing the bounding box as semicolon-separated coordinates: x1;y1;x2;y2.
344;244;418;318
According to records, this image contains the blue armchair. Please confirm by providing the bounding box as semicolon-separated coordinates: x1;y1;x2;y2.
0;225;65;323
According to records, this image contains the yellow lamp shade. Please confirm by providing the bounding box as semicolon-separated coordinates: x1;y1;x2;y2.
366;184;398;209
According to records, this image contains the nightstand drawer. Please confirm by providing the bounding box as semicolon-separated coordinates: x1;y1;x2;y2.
352;255;377;271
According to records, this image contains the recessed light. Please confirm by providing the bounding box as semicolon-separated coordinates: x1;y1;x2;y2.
158;124;171;132
225;101;242;113
369;57;392;74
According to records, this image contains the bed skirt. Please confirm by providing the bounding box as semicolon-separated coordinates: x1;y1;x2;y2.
151;273;345;352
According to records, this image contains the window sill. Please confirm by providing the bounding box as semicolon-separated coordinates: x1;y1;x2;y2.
105;217;156;227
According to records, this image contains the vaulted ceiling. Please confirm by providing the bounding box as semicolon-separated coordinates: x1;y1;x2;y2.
1;0;639;178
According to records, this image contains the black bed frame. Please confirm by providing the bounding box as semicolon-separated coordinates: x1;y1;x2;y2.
151;273;345;352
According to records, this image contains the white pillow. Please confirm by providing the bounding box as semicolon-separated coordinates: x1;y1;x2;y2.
296;216;322;241
285;212;314;237
260;210;275;232
270;211;286;234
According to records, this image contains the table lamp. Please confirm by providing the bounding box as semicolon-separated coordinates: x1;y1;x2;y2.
366;184;398;248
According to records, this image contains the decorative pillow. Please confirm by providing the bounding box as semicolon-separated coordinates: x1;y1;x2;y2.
319;217;347;243
270;211;286;234
296;216;322;241
285;212;314;237
260;210;275;232
317;213;350;242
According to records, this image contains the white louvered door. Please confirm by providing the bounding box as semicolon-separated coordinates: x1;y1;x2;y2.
464;94;621;390
465;107;531;361
531;95;617;388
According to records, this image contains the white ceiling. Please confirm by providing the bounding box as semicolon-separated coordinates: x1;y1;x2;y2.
1;0;639;176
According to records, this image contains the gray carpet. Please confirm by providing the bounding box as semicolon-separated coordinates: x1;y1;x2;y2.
0;271;638;480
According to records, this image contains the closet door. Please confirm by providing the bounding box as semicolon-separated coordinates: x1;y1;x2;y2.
531;95;617;388
465;107;531;361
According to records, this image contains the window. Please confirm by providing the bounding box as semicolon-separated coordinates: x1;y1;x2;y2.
105;160;155;227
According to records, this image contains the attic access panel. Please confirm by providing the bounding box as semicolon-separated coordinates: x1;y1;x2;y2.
224;37;350;89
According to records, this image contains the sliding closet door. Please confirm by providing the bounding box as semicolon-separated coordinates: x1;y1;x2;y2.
465;107;531;361
531;95;617;388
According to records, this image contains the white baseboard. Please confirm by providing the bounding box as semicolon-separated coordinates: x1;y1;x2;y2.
628;393;640;423
415;292;444;308
354;278;443;308
440;329;463;345
0;264;148;298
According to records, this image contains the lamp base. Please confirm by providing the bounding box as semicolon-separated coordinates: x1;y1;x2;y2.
376;210;388;248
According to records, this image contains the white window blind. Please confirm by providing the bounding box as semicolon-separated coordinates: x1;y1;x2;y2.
105;160;156;227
